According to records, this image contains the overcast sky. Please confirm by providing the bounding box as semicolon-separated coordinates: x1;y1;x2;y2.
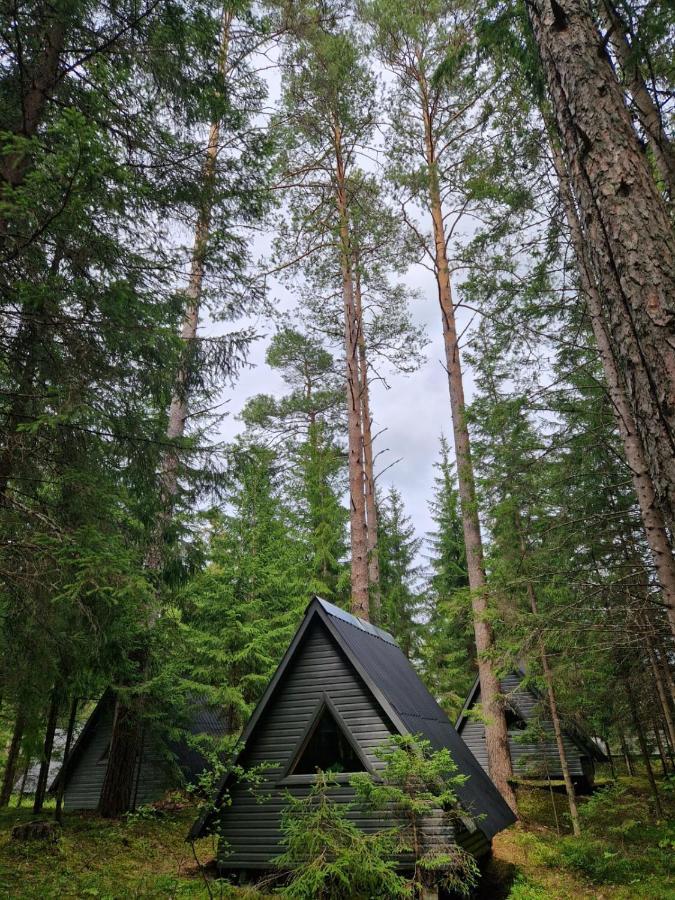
210;249;478;558
204;47;480;563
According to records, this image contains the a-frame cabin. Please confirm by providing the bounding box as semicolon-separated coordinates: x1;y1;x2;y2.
189;597;515;874
456;672;606;789
49;691;226;810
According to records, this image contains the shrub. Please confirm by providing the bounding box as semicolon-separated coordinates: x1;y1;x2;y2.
275;774;408;899
352;734;480;898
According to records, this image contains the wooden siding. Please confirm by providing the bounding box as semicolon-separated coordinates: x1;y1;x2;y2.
217;620;461;869
64;703;174;810
459;674;589;779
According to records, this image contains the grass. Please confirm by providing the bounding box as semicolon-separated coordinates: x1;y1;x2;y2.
0;774;672;898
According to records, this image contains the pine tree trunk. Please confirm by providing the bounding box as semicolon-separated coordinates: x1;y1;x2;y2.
527;0;675;527
55;696;78;823
618;727;634;776
0;710;24;806
0;14;65;192
419;87;516;812
98;700;141;817
651;716;669;776
354;264;381;618
646;641;675;754
626;680;663;817
334;135;369;619
605;736;617;780
550;139;675;639
98;9;233;816
33;689;60;814
16;764;29;808
520;526;580;834
598;0;675;196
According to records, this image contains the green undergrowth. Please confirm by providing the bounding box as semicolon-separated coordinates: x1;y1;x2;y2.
0;776;673;898
490;776;675;899
0;804;253;899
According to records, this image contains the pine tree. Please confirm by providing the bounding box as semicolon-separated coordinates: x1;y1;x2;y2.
362;0;517;809
524;0;675;527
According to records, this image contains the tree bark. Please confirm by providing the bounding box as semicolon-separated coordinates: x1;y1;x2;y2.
33;688;60;813
626;679;663;817
0;710;25;806
605;736;617;780
334;130;369;620
646;640;675;754
651;715;669;777
55;696;78;823
598;0;675;196
354;263;381;618
550;138;675;639
519;525;580;834
419;80;516;813
618;727;634;776
16;764;29;808
98;700;141;817
527;0;675;528
0;13;65;191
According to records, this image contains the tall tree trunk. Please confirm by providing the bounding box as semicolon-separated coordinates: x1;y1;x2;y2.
550;138;675;639
419;83;516;812
618;727;634;776
519;524;580;834
646;640;675;754
98;700;142;817
98;7;234;817
354;263;381;618
626;679;663;817
33;688;60;813
651;715;669;776
55;696;78;823
334;131;369;619
526;0;675;527
605;736;617;780
598;0;675;196
16;764;29;808
0;710;25;806
0;13;65;192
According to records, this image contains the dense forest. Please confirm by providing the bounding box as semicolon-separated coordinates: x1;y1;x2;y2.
0;0;673;896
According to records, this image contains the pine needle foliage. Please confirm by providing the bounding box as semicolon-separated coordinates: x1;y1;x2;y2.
276;774;407;900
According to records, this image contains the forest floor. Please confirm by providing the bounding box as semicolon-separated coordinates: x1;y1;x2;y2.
0;775;672;898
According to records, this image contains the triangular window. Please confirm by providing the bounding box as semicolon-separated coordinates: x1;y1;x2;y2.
291;706;367;775
505;706;527;731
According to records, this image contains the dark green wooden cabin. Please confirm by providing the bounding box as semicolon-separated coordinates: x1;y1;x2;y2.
50;692;226;810
456;672;606;788
189;597;515;875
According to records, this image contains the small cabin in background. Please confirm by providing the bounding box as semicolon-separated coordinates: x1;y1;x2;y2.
189;597;516;876
455;672;606;789
50;692;226;810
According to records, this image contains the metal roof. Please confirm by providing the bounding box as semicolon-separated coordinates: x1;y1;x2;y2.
189;596;516;841
455;671;607;763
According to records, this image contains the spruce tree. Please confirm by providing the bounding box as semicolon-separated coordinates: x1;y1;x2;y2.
377;486;423;659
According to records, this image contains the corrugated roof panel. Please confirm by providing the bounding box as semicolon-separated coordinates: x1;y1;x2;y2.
315;597;398;645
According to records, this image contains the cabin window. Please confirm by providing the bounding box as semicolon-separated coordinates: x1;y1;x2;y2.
290;706;367;775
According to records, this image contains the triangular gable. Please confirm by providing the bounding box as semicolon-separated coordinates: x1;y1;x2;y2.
48;690;114;793
189;597;516;842
285;695;372;778
455;672;606;763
